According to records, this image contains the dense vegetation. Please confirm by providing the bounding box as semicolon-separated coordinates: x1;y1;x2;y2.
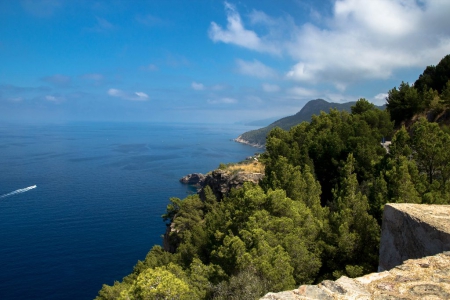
97;55;450;300
237;99;357;146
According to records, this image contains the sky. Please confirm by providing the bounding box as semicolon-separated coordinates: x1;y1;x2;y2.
1;0;450;124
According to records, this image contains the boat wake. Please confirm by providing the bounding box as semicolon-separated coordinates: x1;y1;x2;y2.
0;185;37;198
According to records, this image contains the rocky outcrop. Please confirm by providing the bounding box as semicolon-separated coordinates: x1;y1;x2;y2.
179;173;205;187
261;251;450;299
379;203;450;272
234;136;265;148
199;169;264;200
162;223;178;253
180;169;264;201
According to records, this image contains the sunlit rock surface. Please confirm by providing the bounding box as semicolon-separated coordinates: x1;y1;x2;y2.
261;252;450;299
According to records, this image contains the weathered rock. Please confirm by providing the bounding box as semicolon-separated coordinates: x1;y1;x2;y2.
179;173;205;186
180;169;264;201
379;203;450;271
163;223;179;253
260;252;450;300
199;169;264;200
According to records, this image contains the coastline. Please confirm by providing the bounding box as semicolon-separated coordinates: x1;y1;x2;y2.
233;136;265;149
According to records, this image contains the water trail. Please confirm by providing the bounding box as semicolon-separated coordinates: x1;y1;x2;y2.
0;185;37;198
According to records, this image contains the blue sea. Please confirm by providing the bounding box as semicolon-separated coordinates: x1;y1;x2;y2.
0;122;258;300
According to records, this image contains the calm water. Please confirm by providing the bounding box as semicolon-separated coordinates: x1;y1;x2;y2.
0;122;258;300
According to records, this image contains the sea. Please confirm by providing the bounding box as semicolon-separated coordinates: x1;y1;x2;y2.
0;122;259;300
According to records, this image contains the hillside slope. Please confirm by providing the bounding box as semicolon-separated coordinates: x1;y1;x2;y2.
235;99;357;147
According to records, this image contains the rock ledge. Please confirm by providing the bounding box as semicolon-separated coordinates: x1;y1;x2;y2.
261;252;450;300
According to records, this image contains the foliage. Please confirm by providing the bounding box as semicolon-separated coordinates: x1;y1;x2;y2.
386;82;422;126
238;99;372;146
98;54;450;300
414;54;450;94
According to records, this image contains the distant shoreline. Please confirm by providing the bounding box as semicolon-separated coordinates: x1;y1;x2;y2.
233;136;265;148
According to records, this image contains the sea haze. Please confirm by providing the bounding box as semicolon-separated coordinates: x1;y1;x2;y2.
0;122;258;300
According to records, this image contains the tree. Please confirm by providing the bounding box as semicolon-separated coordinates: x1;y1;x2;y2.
410;118;450;187
414;54;450;94
351;98;376;115
441;80;450;107
122;265;195;300
329;154;380;278
386;82;422;125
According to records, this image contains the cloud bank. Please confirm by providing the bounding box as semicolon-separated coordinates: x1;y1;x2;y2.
210;0;450;89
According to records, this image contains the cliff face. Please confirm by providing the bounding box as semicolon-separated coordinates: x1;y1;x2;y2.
261;204;450;300
179;169;264;201
198;169;264;200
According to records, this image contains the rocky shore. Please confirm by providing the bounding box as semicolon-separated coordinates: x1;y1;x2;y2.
234;136;265;148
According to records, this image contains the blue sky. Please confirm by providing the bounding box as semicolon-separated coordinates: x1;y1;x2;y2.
1;0;450;123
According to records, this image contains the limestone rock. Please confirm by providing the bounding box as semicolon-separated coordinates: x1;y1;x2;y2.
163;223;178;253
179;173;205;186
180;169;264;201
379;203;450;271
199;169;264;200
260;252;450;300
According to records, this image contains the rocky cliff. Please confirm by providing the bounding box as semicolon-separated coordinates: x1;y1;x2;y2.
180;169;264;201
261;204;450;300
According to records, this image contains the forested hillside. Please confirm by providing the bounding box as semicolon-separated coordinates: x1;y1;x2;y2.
97;55;450;300
236;99;356;146
236;99;385;147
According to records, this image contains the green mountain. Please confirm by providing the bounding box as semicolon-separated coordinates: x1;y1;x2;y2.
236;99;358;146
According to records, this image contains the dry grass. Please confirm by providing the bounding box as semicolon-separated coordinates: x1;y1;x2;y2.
226;161;265;174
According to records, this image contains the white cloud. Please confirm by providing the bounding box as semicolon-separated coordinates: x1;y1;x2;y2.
323;93;355;104
45;94;65;103
208;97;237;104
288;87;317;98
208;2;279;54
373;93;388;106
262;83;280;92
192;82;205;91
107;88;149;101
135;92;149;99
211;0;450;89
236;59;277;78
287;0;450;86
